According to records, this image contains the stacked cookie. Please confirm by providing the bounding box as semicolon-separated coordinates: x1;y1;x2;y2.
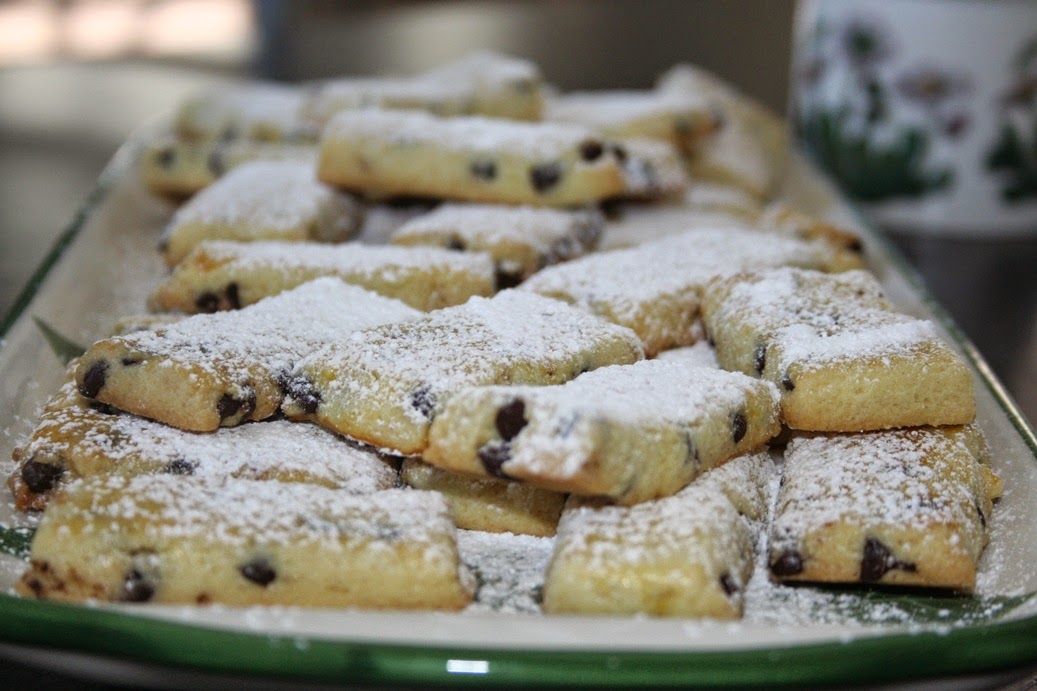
10;52;999;618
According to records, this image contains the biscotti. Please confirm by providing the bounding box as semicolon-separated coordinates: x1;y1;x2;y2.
701;267;976;431
75;278;420;431
281;290;644;454
769;426;1002;591
423;359;780;504
19;478;472;609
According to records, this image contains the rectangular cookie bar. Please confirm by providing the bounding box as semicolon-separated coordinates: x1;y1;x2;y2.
300;51;543;132
769;425;1002;591
160;160;363;267
75;278;420;431
140;137;316;198
389;203;604;288
520;227;845;356
400;458;565;537
541;477;757;618
175;82;307;142
149;239;495;313
424;359;780;505
281;290;645;455
18;477;472;609
701;267;976;431
10;371;398;511
317;109;626;206
656;63;788;199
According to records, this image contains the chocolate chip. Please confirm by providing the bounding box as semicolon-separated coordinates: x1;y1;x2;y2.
579;139;604;162
470;158;497;181
770;550;804;576
21;458;66;493
753;344;767;374
409;384;437;419
609;143;628;163
156;147;176;169
782;375;795;391
976;501;987;530
24;577;43;597
860;537;916;582
121;356;142;366
494;267;523;290
495;399;527;441
163;458;195;476
530;162;562;193
239;557;277;586
477;441;512;479
195;292;220;313
78;360;108;399
280;375;321;414
121;569;156;602
88;401;120;415
731;412;747;443
207;149;225;176
217;389;256;422
446;237;466;251
848;238;864;253
682;431;700;468
719;572;740;596
599;199;624;220
225;282;241;310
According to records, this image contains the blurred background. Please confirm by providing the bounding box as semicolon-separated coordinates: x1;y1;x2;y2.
0;0;1033;427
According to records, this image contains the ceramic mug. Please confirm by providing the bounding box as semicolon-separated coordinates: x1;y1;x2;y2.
792;0;1037;237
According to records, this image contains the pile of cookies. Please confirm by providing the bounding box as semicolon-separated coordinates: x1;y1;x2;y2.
10;52;1001;618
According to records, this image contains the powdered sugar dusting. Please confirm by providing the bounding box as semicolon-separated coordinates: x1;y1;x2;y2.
172;239;494;289
521;227;838;327
109;278;420;383
295;290;643;420
20;380;398;494
457;530;554;614
392;203;601;256
55;477;453;554
322;109;602;160
771;429;990;558
167;161;349;231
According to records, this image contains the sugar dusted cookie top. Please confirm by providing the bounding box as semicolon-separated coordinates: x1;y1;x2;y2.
707;267;932;370
167;160;343;232
393;203;598;249
774;429;994;545
522;227;839;326
16;378;398;498
296;290;643;405
322;109;606;161
172;239;494;283
175;82;305;141
115;277;418;373
302;51;543;128
38;476;457;559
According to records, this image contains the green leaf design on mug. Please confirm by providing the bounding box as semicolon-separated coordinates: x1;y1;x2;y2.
0;525;34;560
